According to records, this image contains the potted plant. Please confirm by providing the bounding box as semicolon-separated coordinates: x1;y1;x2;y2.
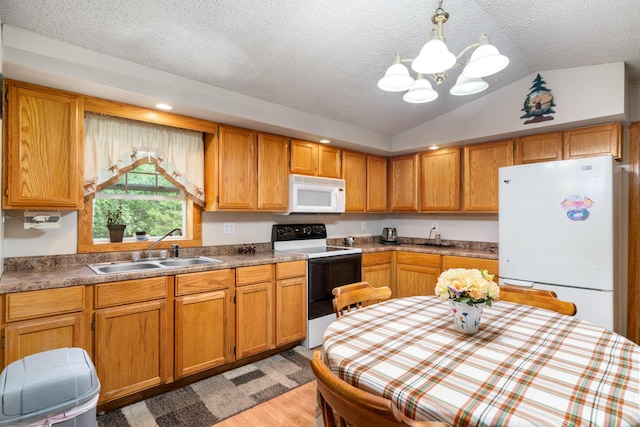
105;206;126;243
135;231;148;241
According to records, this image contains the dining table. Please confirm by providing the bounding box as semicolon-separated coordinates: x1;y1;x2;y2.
322;295;640;426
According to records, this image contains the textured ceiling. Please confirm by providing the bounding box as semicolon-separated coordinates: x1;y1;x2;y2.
1;0;638;136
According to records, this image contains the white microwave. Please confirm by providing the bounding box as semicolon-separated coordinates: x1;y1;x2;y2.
284;174;346;214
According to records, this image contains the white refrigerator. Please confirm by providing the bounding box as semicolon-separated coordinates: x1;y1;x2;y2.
498;156;627;336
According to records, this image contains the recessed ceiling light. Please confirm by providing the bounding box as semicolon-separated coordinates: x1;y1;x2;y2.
428;145;439;150
319;139;331;144
155;103;173;110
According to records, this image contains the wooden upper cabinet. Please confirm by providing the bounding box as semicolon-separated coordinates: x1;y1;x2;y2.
388;154;420;212
463;140;513;212
515;124;621;164
420;148;461;211
343;151;387;212
257;133;289;211
563;122;621;160
3;81;84;209
367;155;388;212
342;150;367;212
318;145;342;178
290;139;341;178
515;132;563;164
217;125;257;210
290;139;317;175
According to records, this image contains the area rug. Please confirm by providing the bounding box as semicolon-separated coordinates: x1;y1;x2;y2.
97;346;314;427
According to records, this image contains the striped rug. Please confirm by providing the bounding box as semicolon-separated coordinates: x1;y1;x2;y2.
97;346;314;426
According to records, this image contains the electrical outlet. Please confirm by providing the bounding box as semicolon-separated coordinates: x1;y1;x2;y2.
431;222;439;231
223;223;235;234
361;221;367;231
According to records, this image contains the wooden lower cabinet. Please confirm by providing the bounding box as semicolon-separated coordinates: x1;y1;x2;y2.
0;262;307;405
235;264;274;359
174;269;234;378
94;277;171;403
4;313;89;366
395;252;441;297
441;255;499;278
362;252;394;295
275;261;307;346
2;286;90;366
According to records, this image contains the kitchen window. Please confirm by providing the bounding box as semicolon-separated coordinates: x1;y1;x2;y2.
78;112;205;252
92;163;185;240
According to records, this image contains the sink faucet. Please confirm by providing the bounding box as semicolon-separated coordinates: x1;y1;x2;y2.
148;228;182;258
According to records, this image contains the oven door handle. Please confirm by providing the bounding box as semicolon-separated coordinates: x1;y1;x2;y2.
307;253;362;264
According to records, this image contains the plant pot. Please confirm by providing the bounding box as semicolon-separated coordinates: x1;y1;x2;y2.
107;224;126;243
449;300;485;334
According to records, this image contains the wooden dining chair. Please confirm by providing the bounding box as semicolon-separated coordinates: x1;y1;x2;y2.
332;281;392;318
499;285;577;315
311;351;448;427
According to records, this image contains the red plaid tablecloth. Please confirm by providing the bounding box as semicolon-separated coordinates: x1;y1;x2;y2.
322;296;640;426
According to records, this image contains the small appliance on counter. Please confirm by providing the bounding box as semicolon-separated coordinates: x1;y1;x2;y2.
380;227;398;244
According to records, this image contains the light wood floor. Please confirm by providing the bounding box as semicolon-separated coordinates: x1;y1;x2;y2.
214;381;317;426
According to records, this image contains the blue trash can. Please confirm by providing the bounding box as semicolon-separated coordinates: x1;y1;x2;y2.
0;348;100;427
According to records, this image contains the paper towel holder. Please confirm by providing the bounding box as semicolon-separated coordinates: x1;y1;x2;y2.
24;211;62;229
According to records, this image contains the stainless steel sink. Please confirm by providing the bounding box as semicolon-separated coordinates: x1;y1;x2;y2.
420;241;455;247
88;262;164;275
89;257;223;275
158;257;222;267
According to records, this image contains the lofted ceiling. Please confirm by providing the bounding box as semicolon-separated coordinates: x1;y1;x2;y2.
0;0;638;138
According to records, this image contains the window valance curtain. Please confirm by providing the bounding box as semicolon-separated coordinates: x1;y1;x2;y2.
84;113;205;207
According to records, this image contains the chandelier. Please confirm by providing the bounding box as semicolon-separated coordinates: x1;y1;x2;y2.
377;0;509;103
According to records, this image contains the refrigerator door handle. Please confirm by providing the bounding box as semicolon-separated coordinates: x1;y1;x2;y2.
499;278;535;288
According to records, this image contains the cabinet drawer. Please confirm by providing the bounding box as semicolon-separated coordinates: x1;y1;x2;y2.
95;277;168;308
5;287;85;322
176;269;234;296
396;252;440;268
362;252;392;266
275;261;306;280
236;264;273;286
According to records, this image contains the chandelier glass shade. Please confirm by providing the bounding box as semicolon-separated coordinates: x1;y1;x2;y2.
403;74;438;103
378;0;509;103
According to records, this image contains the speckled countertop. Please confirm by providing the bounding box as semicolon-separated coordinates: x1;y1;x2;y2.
0;237;497;295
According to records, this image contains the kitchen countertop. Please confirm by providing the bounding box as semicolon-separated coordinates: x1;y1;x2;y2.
0;239;497;295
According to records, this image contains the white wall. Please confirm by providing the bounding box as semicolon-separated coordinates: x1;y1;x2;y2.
393;63;628;153
4;211;78;257
3;209;499;258
202;212;385;246
382;215;498;243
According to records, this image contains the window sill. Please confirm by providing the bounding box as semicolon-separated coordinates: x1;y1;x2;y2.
78;238;202;254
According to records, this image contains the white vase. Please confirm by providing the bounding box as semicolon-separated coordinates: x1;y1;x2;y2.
448;300;485;334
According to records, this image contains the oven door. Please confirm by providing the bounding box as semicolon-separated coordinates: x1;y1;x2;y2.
307;253;362;319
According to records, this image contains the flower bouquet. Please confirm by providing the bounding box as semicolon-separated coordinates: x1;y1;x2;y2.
435;268;500;306
435;268;500;333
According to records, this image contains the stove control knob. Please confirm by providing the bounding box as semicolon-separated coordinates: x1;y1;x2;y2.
303;226;312;235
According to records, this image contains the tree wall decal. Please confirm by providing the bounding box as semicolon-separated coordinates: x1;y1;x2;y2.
520;73;556;125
